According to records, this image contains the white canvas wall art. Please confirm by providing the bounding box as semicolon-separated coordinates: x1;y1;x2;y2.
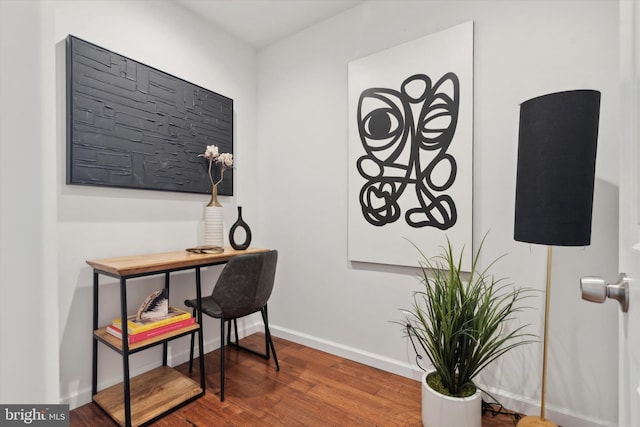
348;21;474;269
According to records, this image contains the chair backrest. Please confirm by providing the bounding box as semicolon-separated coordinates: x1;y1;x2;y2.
211;250;278;319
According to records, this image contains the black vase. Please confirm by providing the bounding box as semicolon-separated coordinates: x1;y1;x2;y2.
229;206;252;250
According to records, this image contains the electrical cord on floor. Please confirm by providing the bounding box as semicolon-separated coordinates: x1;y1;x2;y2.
481;398;523;423
481;398;565;427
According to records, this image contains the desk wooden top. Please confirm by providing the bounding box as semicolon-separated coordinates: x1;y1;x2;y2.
86;247;269;277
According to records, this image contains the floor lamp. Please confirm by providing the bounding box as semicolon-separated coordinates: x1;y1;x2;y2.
513;90;601;427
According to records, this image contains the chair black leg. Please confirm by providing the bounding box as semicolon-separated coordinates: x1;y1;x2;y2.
220;319;226;402
226;319;232;346
261;306;280;371
217;308;279;372
261;307;270;359
233;319;240;348
225;318;239;349
263;315;269;358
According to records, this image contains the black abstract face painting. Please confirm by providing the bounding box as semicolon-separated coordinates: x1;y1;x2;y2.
356;72;459;230
348;22;473;269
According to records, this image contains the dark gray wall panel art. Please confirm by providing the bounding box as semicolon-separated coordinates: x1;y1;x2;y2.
66;35;233;195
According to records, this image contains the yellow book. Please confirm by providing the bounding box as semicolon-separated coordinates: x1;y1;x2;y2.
112;306;191;334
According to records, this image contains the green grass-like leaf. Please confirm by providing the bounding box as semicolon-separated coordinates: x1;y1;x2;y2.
399;234;537;396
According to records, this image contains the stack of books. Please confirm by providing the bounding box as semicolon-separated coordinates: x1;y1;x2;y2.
106;306;194;344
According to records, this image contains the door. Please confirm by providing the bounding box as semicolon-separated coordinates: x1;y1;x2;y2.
619;1;639;426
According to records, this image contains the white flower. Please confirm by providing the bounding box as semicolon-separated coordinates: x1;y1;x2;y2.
201;145;219;161
199;144;233;188
218;153;233;167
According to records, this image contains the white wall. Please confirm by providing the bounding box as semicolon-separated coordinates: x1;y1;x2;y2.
258;1;619;426
1;0;261;409
51;0;262;408
0;1;621;426
1;0;58;404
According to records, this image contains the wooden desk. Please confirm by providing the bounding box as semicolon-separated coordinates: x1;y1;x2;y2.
87;247;268;427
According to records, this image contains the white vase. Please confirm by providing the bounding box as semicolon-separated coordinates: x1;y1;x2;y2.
421;371;482;427
203;185;223;247
204;205;224;246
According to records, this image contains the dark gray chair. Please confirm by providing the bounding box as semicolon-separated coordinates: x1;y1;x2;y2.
184;250;279;401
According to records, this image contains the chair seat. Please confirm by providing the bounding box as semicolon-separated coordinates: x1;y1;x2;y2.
185;296;223;318
185;296;264;320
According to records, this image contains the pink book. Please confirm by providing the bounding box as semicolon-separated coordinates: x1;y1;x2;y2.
106;317;196;343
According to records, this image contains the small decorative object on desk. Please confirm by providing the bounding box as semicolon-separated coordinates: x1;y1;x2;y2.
136;288;169;321
185;245;224;254
229;206;252;250
199;145;233;246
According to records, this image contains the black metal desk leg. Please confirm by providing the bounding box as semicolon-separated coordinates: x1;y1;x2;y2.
162;272;170;366
92;271;99;396
196;267;205;392
120;277;132;427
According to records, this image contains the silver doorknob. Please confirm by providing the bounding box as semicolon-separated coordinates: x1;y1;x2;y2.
580;273;629;312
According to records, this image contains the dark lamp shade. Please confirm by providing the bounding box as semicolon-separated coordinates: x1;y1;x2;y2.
514;90;601;246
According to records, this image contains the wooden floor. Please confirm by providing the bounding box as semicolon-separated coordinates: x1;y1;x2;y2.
70;333;523;426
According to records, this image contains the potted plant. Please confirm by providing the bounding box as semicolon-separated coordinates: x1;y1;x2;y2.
401;237;535;427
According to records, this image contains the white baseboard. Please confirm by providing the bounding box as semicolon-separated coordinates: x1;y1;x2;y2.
269;324;421;381
477;386;617;427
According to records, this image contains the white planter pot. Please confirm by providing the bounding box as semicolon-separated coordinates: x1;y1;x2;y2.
421;372;482;427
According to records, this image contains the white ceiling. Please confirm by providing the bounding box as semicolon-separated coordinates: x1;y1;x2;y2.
176;0;365;49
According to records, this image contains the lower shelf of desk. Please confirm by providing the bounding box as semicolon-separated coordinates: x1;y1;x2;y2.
93;366;203;427
94;323;200;352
